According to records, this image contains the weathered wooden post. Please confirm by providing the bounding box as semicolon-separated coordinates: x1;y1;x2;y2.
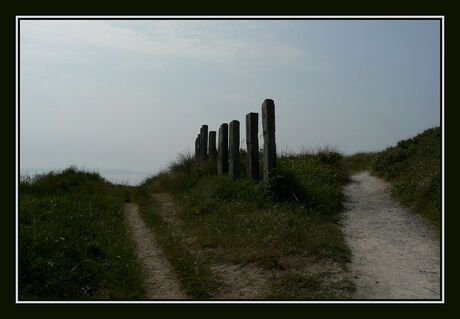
196;133;201;161
246;112;259;180
218;123;229;175
209;131;217;161
229;120;240;179
200;125;208;161
195;135;200;161
262;99;276;182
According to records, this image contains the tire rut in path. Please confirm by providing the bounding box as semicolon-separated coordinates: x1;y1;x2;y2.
124;203;187;300
342;171;440;299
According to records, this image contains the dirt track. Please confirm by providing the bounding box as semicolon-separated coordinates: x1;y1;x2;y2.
124;203;186;299
342;172;441;300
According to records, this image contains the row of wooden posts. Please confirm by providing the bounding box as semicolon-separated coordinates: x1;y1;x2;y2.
194;99;276;182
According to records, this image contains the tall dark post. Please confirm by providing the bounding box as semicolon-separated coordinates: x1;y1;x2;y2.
195;135;200;161
262;99;276;182
209;131;217;161
246;112;259;180
200;125;208;161
197;133;201;161
218;123;229;175
229;120;240;179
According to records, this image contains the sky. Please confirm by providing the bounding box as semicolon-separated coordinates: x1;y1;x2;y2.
19;19;441;184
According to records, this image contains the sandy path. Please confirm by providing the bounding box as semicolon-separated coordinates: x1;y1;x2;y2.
342;172;441;300
124;203;187;299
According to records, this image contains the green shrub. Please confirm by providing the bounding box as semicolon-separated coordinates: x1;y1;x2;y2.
274;150;347;215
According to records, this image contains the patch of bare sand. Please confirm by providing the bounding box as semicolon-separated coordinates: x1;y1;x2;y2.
124;203;187;299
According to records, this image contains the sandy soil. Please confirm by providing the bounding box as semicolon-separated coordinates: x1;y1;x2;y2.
342;171;441;300
124;203;187;299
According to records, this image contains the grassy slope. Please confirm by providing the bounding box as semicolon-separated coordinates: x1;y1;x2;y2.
372;127;441;230
19;168;145;300
135;149;354;300
344;127;441;231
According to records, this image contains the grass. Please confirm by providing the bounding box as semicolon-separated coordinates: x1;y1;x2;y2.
266;272;356;300
19;167;145;300
135;147;353;299
342;152;377;174
371;127;441;230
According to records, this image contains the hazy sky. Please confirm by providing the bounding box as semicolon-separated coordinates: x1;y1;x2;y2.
20;19;441;178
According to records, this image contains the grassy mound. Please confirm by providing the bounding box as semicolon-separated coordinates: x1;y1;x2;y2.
135;148;353;299
19;167;144;300
371;127;441;229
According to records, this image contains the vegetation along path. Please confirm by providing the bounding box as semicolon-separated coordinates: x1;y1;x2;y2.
124;203;187;299
342;171;440;299
152;192;271;299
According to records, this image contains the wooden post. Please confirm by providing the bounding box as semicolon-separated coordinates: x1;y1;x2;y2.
218;123;229;175
209;131;217;161
229;120;240;179
246;112;259;180
197;133;201;161
200;125;208;161
262;99;276;182
195;135;200;161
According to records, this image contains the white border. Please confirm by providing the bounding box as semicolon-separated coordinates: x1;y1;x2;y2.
16;15;445;19
15;15;445;305
441;14;445;303
15;15;19;305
